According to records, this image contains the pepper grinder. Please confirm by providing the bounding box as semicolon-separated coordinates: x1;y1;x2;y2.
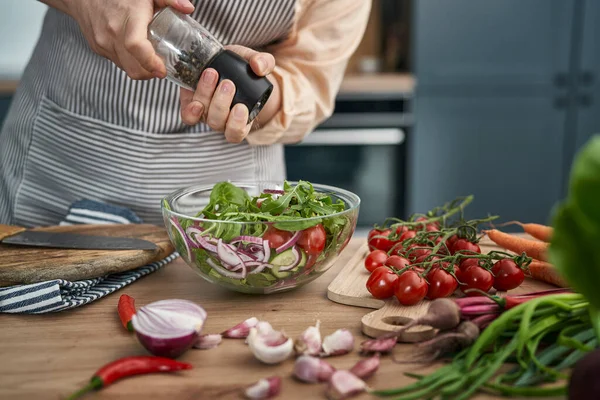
148;7;273;123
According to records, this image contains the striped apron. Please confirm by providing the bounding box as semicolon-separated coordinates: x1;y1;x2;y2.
0;0;296;227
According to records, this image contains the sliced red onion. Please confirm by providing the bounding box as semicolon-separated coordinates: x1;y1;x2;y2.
278;246;302;272
222;317;259;338
275;231;301;254
190;229;217;253
207;258;247;279
231;235;264;245
131;299;207;358
237;248;259;260
217;239;244;268
194;334;222;350
326;371;366;399
263;189;285;195
294;320;322;356
247;322;293;364
248;263;274;275
244;376;281;399
321;329;355;357
247;244;264;254
169;218;192;262
293;355;335;383
185;227;203;249
349;354;380;379
262;240;271;262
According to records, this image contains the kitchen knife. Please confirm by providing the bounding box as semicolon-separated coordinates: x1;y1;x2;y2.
0;224;157;251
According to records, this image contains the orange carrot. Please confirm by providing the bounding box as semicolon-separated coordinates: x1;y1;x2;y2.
484;229;548;261
499;221;553;242
528;260;569;288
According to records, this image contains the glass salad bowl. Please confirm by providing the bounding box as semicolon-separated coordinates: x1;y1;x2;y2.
162;181;360;294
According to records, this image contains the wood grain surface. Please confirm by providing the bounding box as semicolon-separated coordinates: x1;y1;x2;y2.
0;224;173;286
0;238;543;400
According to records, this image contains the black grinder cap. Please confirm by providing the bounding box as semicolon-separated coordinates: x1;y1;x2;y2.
204;49;274;123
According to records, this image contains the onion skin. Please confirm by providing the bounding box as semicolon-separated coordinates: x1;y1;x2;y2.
135;330;197;359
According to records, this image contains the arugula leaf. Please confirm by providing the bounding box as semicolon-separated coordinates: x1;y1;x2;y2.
261;185;300;214
549;135;600;311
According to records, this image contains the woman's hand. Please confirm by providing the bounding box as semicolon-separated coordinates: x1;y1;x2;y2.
61;0;195;80
180;45;282;143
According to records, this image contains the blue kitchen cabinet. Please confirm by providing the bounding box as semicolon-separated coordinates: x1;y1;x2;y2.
408;93;565;224
413;0;573;88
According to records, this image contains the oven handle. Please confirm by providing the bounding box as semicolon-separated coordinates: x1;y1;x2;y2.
296;128;405;146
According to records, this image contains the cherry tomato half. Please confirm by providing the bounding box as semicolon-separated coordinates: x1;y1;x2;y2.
364;250;389;273
366;266;399;299
460;266;494;296
394;270;428;305
491;259;525;291
426;267;458;299
297;224;326;255
263;227;293;249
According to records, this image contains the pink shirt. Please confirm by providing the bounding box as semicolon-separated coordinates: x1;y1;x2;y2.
247;0;371;145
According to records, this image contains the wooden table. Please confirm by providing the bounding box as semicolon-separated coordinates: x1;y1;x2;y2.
0;238;527;400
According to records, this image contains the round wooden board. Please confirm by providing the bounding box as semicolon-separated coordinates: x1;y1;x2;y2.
0;224;174;286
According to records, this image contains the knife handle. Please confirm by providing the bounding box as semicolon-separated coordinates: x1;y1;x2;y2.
0;224;26;241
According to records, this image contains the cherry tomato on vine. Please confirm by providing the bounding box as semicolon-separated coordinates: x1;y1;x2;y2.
366;266;399;299
491;259;525;291
364;250;389;273
459;257;481;271
263;227;293;249
399;230;417;242
297;224;326;255
426;267;459;299
459;266;494;296
394;270;428;305
395;225;410;235
451;239;481;255
445;235;459;253
385;255;410;270
407;247;432;263
368;229;395;252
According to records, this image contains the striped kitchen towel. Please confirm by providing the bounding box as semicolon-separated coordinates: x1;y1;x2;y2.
0;199;177;314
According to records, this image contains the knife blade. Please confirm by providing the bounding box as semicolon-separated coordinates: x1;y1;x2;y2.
0;228;157;251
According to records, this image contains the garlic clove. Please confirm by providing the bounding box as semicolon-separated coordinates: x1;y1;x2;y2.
244;376;281;399
293;355;336;383
248;325;294;365
222;317;259;338
325;370;366;400
321;329;355;357
359;336;397;355
294;320;322;356
193;333;222;350
349;354;380;379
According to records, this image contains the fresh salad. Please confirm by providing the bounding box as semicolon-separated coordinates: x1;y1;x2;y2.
164;181;356;291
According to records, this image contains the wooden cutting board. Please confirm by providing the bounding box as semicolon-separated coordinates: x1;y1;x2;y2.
327;235;554;342
0;224;174;287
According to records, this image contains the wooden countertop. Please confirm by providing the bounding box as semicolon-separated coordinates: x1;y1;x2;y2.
0;74;415;96
0;238;499;400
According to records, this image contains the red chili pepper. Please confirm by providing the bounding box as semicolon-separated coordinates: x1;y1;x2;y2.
66;356;192;399
117;294;136;332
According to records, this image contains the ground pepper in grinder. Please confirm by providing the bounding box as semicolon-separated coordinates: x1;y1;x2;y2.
148;7;273;123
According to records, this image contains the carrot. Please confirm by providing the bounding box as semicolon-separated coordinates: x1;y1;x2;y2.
528;260;569;288
484;229;548;261
498;221;553;242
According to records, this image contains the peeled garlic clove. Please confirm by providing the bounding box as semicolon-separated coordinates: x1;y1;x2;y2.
244;376;281;399
222;317;259;338
293;355;336;383
193;333;222;350
349;354;380;379
295;320;322;356
359;336;397;355
325;370;366;400
247;325;294;364
322;329;354;357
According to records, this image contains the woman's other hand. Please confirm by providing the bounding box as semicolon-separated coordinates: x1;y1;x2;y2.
179;45;281;144
65;0;194;80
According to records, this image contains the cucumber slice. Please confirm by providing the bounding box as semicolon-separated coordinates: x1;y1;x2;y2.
270;247;306;278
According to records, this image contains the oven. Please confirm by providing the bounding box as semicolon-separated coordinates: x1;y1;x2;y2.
283;89;412;234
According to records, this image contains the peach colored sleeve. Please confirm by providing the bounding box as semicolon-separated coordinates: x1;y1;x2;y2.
246;0;371;145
